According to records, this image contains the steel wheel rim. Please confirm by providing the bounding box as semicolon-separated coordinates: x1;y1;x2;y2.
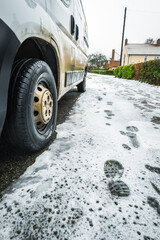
33;83;53;130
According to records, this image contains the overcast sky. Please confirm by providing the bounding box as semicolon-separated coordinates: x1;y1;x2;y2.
82;0;160;59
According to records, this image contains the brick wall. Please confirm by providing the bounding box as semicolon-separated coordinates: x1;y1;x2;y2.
106;60;120;69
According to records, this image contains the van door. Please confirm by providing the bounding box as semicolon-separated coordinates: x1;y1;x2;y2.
48;0;75;72
73;0;88;71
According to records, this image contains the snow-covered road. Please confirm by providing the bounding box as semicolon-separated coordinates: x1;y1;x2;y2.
0;74;160;240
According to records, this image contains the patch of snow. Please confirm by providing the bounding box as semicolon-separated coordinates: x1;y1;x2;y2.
0;74;160;240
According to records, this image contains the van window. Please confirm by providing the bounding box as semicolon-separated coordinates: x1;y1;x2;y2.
61;0;71;7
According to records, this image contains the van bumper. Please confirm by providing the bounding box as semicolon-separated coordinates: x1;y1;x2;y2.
0;19;20;135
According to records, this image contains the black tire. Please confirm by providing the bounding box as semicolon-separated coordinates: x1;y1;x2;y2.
3;59;58;153
77;76;86;92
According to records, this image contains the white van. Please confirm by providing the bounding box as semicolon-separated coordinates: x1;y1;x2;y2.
0;0;89;152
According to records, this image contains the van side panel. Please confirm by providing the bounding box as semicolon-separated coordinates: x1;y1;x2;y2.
47;0;88;97
48;0;75;93
74;0;88;70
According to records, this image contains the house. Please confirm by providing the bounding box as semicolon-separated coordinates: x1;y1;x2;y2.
122;39;160;66
106;49;120;70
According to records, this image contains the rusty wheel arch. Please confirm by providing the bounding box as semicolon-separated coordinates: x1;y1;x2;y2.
14;37;60;95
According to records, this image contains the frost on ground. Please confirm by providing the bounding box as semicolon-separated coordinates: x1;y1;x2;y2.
0;74;160;240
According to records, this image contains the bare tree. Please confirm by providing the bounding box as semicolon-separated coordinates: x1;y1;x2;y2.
88;53;107;69
145;38;155;44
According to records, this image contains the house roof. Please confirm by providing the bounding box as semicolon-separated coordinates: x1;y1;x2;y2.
126;44;160;55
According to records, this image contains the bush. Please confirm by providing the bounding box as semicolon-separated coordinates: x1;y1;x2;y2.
114;65;134;79
94;60;160;86
139;60;160;85
105;70;114;75
114;66;123;78
90;70;114;75
121;65;134;79
132;62;143;80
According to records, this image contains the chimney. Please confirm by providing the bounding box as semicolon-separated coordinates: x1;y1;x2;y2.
112;49;115;60
157;39;160;45
125;38;128;45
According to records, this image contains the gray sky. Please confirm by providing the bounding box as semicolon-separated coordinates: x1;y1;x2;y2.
82;0;160;59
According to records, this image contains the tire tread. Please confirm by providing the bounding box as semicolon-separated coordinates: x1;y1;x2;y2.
3;59;57;152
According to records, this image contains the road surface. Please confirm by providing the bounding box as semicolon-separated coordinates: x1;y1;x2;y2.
0;74;160;240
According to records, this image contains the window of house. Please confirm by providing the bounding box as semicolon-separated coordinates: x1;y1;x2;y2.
61;0;71;7
144;56;147;62
154;56;159;60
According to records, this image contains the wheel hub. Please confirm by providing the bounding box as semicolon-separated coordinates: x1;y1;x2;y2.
33;84;53;129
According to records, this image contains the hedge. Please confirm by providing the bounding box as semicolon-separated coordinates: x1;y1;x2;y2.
114;65;134;79
114;59;160;86
122;65;134;79
90;70;114;75
132;62;143;80
114;66;123;78
139;60;160;85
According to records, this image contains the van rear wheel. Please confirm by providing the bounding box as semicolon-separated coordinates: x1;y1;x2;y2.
77;76;86;92
3;59;57;153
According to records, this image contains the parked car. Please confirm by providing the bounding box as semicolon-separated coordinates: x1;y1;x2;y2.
0;0;88;152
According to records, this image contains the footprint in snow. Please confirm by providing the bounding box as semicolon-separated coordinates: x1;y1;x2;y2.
108;180;130;197
151;116;160;125
104;160;130;197
120;126;140;148
126;132;140;148
147;196;160;215
145;165;160;175
122;144;131;150
97;96;103;101
104;110;115;118
151;182;160;195
107;101;113;106
126;126;139;132
143;236;155;240
104;160;124;178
